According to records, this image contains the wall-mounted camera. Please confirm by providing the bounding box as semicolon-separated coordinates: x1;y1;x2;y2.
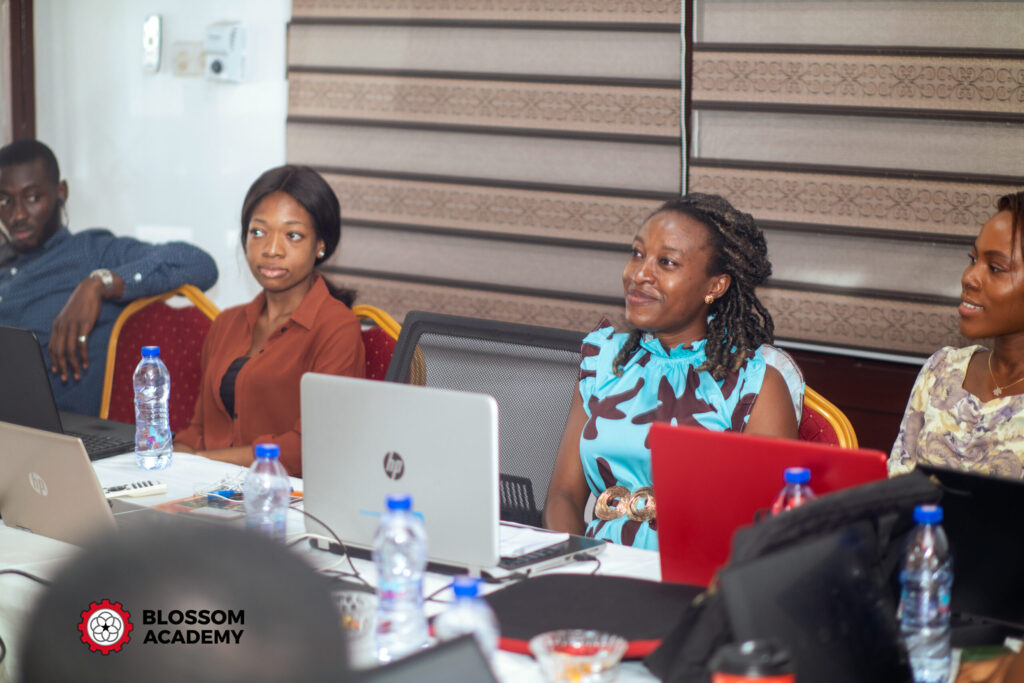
204;21;245;83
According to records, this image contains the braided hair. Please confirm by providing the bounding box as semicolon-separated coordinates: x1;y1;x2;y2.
612;193;775;380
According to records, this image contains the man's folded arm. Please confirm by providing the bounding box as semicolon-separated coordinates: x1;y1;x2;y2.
96;234;218;300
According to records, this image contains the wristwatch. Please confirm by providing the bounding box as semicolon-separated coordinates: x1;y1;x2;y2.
89;268;115;294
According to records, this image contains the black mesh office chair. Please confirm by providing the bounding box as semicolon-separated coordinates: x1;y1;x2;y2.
386;311;585;528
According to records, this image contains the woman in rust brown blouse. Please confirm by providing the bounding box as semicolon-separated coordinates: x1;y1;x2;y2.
174;166;365;475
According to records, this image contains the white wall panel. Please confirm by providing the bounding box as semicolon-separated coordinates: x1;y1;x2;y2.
36;0;291;309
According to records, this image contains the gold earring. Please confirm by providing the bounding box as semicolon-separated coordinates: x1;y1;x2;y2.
704;294;714;305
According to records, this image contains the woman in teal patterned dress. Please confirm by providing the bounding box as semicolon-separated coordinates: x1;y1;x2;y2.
543;194;799;550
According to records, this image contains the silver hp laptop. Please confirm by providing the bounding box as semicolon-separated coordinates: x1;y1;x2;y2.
0;421;187;546
0;325;136;459
0;421;117;544
302;374;502;570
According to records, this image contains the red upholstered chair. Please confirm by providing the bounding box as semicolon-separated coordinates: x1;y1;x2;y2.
100;285;219;433
352;304;400;381
799;385;858;448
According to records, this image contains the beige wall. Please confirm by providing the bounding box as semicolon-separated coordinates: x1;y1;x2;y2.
0;0;12;145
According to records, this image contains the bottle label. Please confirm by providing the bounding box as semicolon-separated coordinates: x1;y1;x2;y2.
939;583;951;611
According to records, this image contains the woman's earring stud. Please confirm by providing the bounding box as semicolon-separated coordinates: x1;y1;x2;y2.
704;294;714;305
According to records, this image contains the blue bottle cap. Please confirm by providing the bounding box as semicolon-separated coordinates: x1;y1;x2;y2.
385;493;412;511
253;443;280;459
452;575;481;598
783;467;810;484
914;504;943;524
141;345;161;357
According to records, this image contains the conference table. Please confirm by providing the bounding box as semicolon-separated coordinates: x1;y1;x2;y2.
0;452;662;683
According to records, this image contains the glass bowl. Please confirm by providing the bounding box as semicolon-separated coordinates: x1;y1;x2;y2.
529;629;628;682
332;590;377;668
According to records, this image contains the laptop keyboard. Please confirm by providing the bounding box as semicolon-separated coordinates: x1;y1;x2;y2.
67;430;134;457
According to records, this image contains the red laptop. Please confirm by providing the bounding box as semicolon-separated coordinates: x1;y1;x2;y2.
650;423;888;587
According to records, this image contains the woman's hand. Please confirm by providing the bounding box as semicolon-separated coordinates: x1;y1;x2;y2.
49;275;121;381
542;389;591;535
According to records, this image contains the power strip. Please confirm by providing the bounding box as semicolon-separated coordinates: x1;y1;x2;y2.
103;480;168;498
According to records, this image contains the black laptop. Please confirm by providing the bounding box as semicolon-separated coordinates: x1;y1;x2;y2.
0;324;136;459
917;464;1024;645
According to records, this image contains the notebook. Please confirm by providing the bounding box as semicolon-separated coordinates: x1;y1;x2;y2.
0;324;136;459
301;373;603;572
649;423;888;586
917;464;1024;641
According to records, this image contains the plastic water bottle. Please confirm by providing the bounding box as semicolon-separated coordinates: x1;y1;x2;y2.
899;504;952;683
769;467;816;515
373;493;428;664
243;443;290;543
434;576;500;660
133;345;171;470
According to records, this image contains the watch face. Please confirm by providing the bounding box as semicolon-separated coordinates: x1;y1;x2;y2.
90;269;114;291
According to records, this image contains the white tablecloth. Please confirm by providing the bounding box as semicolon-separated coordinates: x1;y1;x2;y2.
0;452;661;683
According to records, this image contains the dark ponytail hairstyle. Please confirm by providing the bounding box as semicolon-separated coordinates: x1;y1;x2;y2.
240;165;355;307
612;193;775;380
998;190;1024;262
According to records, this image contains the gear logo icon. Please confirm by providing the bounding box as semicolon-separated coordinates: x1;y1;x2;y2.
78;599;133;654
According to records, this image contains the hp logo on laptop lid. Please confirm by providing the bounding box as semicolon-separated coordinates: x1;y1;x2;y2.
29;471;49;496
383;452;405;480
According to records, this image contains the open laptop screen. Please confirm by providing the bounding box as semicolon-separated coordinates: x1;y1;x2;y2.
0;325;66;433
0;324;136;459
650;423;888;586
917;464;1024;632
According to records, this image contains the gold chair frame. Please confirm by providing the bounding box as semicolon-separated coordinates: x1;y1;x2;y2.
804;385;859;449
99;284;219;419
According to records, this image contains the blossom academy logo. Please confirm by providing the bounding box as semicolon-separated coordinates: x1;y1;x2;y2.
78;599;133;654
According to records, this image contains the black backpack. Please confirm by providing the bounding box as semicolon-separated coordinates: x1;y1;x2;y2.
645;470;941;683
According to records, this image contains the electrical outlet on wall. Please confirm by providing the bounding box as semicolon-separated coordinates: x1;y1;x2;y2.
170;41;204;77
204;22;246;83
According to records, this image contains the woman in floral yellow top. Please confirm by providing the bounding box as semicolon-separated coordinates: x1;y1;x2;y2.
890;191;1024;479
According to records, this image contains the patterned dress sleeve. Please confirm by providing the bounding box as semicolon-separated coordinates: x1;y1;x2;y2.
578;320;617;405
889;348;948;476
757;344;805;423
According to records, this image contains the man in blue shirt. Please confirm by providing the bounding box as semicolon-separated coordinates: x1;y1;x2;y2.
0;139;218;416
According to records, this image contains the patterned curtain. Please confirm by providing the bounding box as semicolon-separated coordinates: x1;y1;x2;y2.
287;0;682;332
287;0;1024;355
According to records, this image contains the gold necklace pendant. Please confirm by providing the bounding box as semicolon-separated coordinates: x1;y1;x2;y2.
988;351;1024;398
